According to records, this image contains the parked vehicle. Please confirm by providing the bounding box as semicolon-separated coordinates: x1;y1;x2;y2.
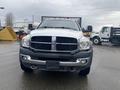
19;16;93;76
91;27;120;45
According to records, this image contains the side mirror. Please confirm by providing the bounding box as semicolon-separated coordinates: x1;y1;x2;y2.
87;25;93;32
82;25;93;37
28;24;35;30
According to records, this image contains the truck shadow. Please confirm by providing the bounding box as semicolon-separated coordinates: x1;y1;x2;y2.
20;71;90;90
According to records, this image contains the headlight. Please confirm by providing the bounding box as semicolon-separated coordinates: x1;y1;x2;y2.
79;38;92;50
21;35;30;48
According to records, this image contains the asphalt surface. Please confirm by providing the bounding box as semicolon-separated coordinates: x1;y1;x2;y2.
0;42;120;90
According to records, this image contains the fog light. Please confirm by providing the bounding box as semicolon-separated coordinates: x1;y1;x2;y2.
22;55;31;60
27;56;31;60
81;59;88;64
22;56;27;60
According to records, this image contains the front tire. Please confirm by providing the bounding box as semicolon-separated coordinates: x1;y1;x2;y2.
79;67;90;76
20;61;33;73
92;37;101;45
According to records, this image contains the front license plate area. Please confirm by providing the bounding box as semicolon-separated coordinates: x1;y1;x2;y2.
46;61;60;70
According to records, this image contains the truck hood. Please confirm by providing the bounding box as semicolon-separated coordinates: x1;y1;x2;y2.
90;32;100;38
30;28;83;39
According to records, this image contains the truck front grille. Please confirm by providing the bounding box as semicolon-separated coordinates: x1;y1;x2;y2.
56;44;77;51
31;36;52;42
56;37;77;51
30;43;51;50
30;36;78;51
56;37;77;43
30;36;51;50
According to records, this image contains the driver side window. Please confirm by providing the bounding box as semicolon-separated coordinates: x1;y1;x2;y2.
101;27;107;33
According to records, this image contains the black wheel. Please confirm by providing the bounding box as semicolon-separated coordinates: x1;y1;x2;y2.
92;37;101;45
79;67;90;76
20;62;33;73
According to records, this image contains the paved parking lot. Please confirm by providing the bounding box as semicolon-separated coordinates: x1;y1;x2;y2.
0;42;120;90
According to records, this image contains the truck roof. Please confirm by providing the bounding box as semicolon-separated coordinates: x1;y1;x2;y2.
41;16;82;27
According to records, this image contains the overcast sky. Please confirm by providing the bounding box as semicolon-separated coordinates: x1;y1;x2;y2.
0;0;120;31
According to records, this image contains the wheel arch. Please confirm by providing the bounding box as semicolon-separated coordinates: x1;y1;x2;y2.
92;36;101;45
92;36;100;40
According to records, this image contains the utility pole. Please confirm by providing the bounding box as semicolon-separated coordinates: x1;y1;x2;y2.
0;7;5;27
32;15;34;24
5;12;14;27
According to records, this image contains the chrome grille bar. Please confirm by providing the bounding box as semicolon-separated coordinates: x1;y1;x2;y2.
51;36;56;50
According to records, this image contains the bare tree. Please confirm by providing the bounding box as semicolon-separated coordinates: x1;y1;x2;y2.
5;12;14;27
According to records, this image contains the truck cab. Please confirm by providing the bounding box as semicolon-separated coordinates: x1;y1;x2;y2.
19;16;93;76
91;27;120;45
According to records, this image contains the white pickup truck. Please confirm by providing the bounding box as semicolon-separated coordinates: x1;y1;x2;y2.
19;16;93;76
91;27;120;45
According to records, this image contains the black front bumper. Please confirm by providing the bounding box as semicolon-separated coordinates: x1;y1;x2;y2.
19;47;93;72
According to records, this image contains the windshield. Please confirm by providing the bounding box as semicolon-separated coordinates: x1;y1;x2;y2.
38;20;80;31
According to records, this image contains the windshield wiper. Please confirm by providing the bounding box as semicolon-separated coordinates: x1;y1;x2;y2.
40;26;57;28
40;26;78;31
60;27;78;31
40;26;49;28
